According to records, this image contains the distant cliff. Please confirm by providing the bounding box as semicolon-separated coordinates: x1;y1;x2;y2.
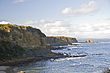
47;36;78;46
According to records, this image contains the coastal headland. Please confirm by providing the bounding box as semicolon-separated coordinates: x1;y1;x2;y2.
0;24;78;66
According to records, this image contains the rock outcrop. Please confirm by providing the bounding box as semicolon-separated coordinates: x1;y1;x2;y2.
85;40;96;43
0;24;78;65
0;24;49;62
47;36;78;46
0;24;46;49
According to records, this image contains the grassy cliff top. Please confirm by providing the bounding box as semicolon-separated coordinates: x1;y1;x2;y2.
0;24;46;37
0;24;35;30
47;36;75;39
0;24;29;28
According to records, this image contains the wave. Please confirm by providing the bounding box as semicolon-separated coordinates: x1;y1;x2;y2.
72;62;82;66
55;56;87;62
72;43;81;44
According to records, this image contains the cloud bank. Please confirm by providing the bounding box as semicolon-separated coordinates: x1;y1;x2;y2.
23;0;109;39
61;1;98;16
24;19;110;39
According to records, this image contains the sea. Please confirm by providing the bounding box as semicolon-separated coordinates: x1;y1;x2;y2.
17;39;110;73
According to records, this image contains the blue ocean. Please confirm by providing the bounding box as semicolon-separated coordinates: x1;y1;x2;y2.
18;39;110;73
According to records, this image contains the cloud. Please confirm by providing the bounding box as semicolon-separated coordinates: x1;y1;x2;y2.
0;21;10;24
24;20;72;36
24;19;56;27
61;1;98;16
24;19;110;39
14;0;24;3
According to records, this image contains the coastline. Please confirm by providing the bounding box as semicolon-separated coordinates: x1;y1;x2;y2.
0;51;69;66
0;24;79;73
0;49;87;73
0;52;69;73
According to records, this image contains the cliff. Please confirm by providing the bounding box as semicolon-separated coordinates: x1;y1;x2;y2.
0;24;49;62
0;24;78;65
0;24;46;48
47;36;78;46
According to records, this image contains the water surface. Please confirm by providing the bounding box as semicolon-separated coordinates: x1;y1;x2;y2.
17;39;110;73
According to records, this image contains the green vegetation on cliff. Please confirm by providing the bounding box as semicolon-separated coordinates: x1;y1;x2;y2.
0;24;46;49
0;40;25;61
0;24;48;63
47;36;78;46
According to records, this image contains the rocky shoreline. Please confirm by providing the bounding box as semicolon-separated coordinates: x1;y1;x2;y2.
0;47;88;73
0;24;79;73
0;52;72;73
0;54;88;73
0;52;87;65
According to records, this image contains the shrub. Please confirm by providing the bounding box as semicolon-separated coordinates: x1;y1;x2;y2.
0;40;25;61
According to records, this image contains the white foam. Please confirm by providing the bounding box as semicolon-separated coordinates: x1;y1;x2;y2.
55;56;87;62
72;62;82;66
72;43;81;44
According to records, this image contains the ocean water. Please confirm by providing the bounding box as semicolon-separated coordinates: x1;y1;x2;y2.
17;39;110;73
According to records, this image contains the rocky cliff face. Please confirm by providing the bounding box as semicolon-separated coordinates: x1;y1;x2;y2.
0;24;46;49
47;36;78;46
0;24;78;64
0;24;49;61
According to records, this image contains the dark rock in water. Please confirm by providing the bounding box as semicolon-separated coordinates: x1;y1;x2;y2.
67;48;71;50
73;55;87;57
92;53;103;56
51;46;66;50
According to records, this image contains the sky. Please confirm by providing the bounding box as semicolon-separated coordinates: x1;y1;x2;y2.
0;0;110;39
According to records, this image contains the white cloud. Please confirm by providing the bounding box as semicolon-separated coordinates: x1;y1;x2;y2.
61;1;98;16
0;21;10;24
24;19;110;39
24;20;55;27
14;0;24;3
